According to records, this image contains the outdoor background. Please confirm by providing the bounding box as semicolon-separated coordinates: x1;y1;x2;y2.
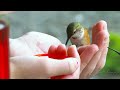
2;11;120;79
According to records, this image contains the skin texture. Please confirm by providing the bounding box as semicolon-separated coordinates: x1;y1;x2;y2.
65;20;109;79
10;32;80;79
10;20;109;79
78;20;109;78
3;11;109;79
0;11;109;79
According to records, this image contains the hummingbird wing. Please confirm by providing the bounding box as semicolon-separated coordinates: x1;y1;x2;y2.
83;28;91;45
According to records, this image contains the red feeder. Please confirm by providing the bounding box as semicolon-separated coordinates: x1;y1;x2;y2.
0;20;9;79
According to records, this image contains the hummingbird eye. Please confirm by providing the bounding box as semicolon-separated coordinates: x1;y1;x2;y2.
73;29;76;34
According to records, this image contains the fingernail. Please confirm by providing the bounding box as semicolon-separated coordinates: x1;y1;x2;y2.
101;21;110;38
71;45;76;49
101;20;107;30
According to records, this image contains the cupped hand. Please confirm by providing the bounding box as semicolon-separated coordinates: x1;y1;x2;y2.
78;20;109;79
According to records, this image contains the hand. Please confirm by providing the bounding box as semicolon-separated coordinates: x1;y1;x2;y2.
78;20;109;79
10;32;80;79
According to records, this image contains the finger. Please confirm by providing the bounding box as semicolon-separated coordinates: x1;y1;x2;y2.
56;44;67;59
90;47;108;78
90;33;109;77
52;45;80;79
92;20;108;44
95;31;106;48
44;57;79;77
48;44;67;59
87;21;109;78
80;44;99;72
80;48;103;79
67;45;80;59
48;45;57;58
10;56;79;78
77;45;89;55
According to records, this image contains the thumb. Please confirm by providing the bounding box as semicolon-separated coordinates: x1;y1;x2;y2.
44;57;80;77
10;56;79;79
67;45;80;61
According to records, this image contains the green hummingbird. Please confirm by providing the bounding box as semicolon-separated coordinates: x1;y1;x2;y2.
65;22;120;55
65;22;90;47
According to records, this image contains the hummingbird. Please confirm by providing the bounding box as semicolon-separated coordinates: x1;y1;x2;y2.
65;22;120;55
65;22;90;47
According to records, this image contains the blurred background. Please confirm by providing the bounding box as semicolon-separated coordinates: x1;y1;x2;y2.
1;11;120;79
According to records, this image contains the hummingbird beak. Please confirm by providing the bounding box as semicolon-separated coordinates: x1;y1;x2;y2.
65;38;69;46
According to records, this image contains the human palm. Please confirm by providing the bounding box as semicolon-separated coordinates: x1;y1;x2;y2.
10;20;109;79
10;32;80;79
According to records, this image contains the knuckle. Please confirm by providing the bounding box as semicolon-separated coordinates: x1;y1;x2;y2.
91;44;99;52
87;44;98;54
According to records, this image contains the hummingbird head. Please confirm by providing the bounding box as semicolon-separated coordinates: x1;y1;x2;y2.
65;22;84;45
